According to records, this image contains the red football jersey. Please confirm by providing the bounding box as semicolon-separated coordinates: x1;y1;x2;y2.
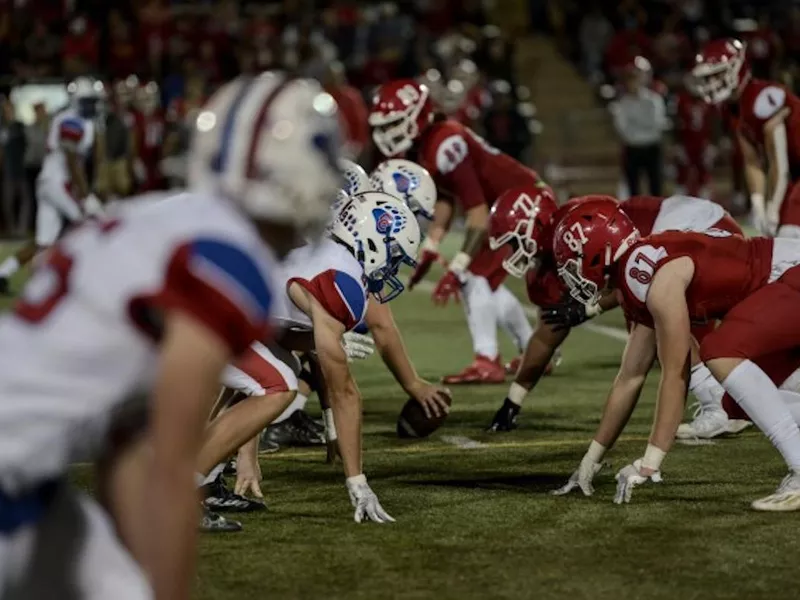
731;79;800;171
615;231;773;327
675;91;714;152
413;119;539;211
133;110;166;190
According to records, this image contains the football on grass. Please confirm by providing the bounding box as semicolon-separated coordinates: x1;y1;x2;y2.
396;396;452;438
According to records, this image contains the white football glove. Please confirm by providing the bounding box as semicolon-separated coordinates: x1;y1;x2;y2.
346;475;395;524
552;454;604;497
342;331;374;362
82;193;105;218
613;458;663;505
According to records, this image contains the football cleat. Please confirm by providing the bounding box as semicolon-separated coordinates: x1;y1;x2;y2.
223;458;237;475
262;410;325;447
442;355;505;385
258;437;281;454
486;398;521;432
202;474;266;513
295;409;325;434
751;472;800;512
676;404;752;439
199;505;243;533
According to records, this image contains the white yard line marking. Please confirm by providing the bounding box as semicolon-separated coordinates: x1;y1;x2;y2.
412;280;629;343
440;435;486;449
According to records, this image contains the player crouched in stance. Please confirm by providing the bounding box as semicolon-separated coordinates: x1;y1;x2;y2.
693;38;800;238
198;192;422;524
370;79;541;384
552;198;800;511
486;191;747;439
0;77;106;293
0;73;343;599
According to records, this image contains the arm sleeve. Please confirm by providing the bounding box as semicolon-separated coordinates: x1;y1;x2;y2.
153;239;275;354
289;269;367;332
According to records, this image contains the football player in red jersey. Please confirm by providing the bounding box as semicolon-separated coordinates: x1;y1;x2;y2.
369;79;544;384
552;198;800;510
486;191;747;439
673;77;717;198
693;38;800;237
131;80;166;192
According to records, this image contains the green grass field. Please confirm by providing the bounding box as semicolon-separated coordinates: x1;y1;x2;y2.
5;226;797;600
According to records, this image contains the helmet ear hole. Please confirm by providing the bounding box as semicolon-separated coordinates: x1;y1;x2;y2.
367;238;378;253
590;254;601;267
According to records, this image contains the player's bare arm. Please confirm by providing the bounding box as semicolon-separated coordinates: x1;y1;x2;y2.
763;107;791;230
462;203;490;257
141;311;232;600
408;199;453;289
643;258;695;464
738;131;768;231
553;323;656;497
366;298;451;418
513;321;568;390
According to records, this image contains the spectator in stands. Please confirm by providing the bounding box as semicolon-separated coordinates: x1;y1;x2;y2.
744;13;782;80
62;13;100;75
611;60;667;196
579;3;614;83
483;80;531;163
0;98;30;236
107;10;141;79
138;0;171;78
16;18;61;77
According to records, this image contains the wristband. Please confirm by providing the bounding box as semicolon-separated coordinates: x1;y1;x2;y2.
641;443;666;471
507;382;528;406
586;440;606;463
346;474;366;486
422;237;440;253
323;408;338;441
449;251;471;275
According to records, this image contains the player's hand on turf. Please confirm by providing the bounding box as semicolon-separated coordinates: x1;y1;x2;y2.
346;475;395;524
408;249;441;290
541;299;590;331
342;331;374;362
613;459;662;504
234;452;264;499
407;379;451;419
432;270;461;305
486;398;520;432
552;454;604;496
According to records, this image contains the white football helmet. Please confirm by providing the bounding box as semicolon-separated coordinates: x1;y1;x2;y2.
340;158;372;196
187;72;343;238
331;191;421;303
370;159;436;219
68;76;105;118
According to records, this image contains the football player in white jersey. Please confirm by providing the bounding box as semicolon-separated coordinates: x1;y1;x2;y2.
199;192;421;523
0;73;343;600
0;77;106;294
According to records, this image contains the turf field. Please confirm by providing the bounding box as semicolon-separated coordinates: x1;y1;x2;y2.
5;231;797;600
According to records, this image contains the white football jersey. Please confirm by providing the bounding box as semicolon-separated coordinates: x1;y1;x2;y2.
652;194;725;234
37;109;96;186
0;191;284;493
275;238;367;332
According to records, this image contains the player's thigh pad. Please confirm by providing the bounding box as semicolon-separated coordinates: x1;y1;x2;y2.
223;342;298;397
33;200;63;247
2;486;152;600
700;282;800;361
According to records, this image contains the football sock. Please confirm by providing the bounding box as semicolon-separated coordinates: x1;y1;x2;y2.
494;284;533;352
0;256;19;278
272;392;308;425
724;360;800;471
462;275;499;359
689;363;725;413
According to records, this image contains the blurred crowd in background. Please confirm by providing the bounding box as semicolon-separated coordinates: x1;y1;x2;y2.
0;0;539;237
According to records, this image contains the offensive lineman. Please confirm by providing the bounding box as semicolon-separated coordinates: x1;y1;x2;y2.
0;73;343;599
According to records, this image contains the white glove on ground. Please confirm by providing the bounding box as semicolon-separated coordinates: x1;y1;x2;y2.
613;458;663;504
552;455;604;497
342;331;374;362
346;475;395;524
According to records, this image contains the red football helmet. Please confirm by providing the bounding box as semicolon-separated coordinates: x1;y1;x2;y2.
488;184;558;278
369;79;434;157
692;38;750;105
552;196;640;305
